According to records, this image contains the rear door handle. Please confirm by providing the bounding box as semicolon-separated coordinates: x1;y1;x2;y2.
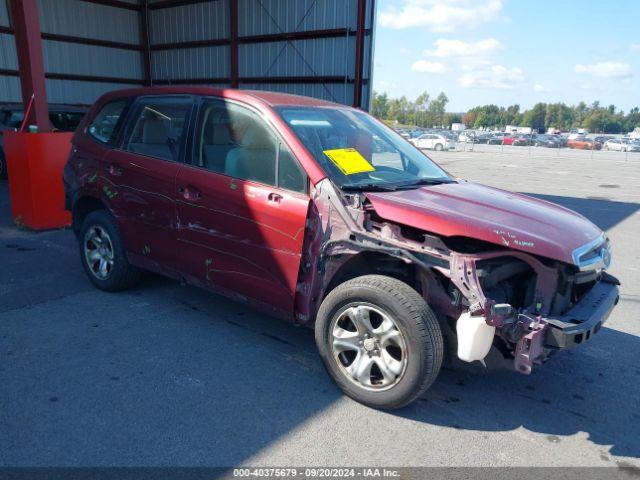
178;185;202;201
108;164;123;176
268;192;283;204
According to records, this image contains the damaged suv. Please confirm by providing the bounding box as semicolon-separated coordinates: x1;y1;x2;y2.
64;88;620;409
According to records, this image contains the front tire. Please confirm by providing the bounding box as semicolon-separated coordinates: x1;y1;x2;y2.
79;210;141;292
315;275;443;409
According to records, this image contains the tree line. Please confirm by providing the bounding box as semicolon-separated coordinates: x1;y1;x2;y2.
371;91;640;134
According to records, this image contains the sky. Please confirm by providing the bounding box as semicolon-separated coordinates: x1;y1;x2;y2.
372;0;640;112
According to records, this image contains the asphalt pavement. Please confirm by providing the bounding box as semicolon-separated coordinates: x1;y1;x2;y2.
1;145;639;469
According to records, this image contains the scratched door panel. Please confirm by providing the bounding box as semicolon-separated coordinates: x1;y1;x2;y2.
175;165;309;314
103;149;180;267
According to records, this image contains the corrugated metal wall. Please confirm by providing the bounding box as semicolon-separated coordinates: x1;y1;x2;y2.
238;0;356;33
37;0;144;104
0;0;20;102
153;46;230;82
0;0;9;26
1;0;374;108
149;1;229;44
38;0;140;44
148;0;374;107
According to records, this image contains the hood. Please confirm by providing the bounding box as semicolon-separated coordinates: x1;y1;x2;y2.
365;182;603;264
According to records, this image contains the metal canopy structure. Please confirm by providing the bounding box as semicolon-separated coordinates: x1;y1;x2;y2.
0;0;375;130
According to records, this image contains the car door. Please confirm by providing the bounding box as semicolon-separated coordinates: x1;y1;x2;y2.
103;95;195;271
175;97;310;315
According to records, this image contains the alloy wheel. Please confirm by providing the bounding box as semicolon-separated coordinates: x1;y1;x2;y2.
330;304;408;391
83;225;115;280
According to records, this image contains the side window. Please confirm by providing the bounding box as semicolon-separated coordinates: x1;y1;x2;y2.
278;143;308;193
88;100;127;144
195;99;307;192
124;97;193;162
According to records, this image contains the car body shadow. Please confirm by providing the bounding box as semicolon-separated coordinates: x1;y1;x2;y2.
397;325;640;459
521;192;640;231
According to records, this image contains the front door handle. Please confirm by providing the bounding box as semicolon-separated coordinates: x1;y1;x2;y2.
178;186;202;201
268;192;283;204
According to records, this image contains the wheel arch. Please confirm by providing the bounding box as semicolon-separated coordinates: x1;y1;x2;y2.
72;195;108;237
322;251;424;304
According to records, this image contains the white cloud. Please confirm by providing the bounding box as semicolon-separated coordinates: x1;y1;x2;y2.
411;60;447;73
631;44;640;52
533;83;550;92
424;38;502;57
379;0;503;32
459;64;525;89
574;62;633;78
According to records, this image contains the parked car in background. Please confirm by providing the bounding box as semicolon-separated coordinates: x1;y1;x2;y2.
628;141;640;153
487;132;512;145
593;135;612;144
533;134;563;148
511;134;534;146
603;138;640;152
472;132;493;144
567;136;602;150
63;87;619;410
0;103;87;179
411;133;457;151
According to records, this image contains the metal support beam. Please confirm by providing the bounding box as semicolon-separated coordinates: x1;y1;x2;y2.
9;0;49;131
139;0;152;86
229;0;239;88
148;0;216;10
80;0;140;11
353;0;367;108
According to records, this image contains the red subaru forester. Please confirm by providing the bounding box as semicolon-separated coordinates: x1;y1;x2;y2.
64;87;619;409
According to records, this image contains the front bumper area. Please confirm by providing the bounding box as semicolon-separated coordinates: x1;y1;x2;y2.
513;273;619;374
544;272;620;349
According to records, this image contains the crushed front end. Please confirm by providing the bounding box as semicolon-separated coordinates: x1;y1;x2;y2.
446;236;620;374
297;179;620;376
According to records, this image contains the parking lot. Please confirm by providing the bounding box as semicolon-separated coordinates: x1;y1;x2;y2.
1;145;639;469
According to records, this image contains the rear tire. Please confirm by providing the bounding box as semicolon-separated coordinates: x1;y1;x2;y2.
315;275;443;410
435;143;444;151
79;210;141;292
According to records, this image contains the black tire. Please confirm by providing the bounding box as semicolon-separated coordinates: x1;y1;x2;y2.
79;210;141;292
315;275;443;409
0;150;7;180
435;143;444;151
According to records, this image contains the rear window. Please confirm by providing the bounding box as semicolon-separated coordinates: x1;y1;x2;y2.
123;96;193;162
88;100;128;144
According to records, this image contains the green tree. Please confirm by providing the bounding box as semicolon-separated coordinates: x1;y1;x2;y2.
521;103;547;131
428;92;449;127
414;91;430;127
371;91;390;119
502;104;521;126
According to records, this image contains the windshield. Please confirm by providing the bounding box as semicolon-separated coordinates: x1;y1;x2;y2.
276;107;452;191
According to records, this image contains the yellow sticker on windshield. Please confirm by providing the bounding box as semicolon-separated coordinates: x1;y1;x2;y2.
323;148;375;175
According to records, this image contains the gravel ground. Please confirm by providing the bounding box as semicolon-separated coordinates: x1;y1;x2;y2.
0;145;639;470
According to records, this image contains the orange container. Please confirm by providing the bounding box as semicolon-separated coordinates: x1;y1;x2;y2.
4;131;73;230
